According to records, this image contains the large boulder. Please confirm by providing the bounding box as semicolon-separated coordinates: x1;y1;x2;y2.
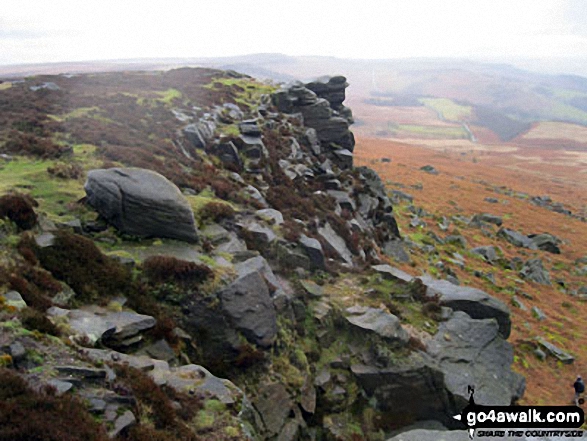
84;168;198;242
419;276;511;338
520;258;551;285
351;354;451;423
218;271;277;347
427;312;525;409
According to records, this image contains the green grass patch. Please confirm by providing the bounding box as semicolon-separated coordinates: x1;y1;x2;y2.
205;77;276;105
395;124;468;139
48;106;100;122
0;145;102;222
419;98;472;122
156;88;182;105
0;82;13;91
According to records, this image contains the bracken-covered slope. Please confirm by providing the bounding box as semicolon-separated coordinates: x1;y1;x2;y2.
0;67;558;441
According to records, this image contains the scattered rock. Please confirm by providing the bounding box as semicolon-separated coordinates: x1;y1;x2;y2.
520;258;551;285
382;239;411;263
420;165;438;175
511;296;528;311
255;208;284;225
299;280;324;298
3;290;27;310
470;245;502;264
531;306;547;321
444;235;467;248
498;228;535;248
345;306;409;346
109;410;136;439
47;306;156;347
536;338;574;364
252;382;293;437
46;379;74;396
472;213;503;226
85;168;198;242
528;233;561;254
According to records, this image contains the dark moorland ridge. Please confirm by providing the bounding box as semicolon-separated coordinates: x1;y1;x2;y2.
0;66;575;441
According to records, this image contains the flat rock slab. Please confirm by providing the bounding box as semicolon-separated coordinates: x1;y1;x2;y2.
48;306;156;345
419;276;511;338
536;338;574;364
345;306;409;346
85;167;198;243
372;264;413;283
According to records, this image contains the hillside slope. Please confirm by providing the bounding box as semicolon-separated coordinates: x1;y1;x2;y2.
0;67;576;441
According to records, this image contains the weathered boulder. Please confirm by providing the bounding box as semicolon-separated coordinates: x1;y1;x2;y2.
419;276;511;338
255;208;284;225
383;239;411;263
218;271;277;347
427;312;525;409
470;245;502;264
472;213;502;226
520;258;551;285
536;338;574;364
299;234;326;271
235;256;281;294
183;121;215;150
209;141;242;170
351;354;451;423
47;306;156;347
498;228;535;248
318;222;353;265
528;233;561;254
345;306;409;346
84;168;198;242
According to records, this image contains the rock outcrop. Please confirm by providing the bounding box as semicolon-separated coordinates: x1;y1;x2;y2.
272;76;355;169
420;276;512;338
84;167;198;242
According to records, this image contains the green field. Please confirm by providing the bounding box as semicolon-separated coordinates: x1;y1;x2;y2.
392;123;469;139
419;98;472;122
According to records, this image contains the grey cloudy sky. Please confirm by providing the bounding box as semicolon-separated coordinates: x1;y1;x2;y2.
2;0;587;74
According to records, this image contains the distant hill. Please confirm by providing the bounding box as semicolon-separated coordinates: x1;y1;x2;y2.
3;54;587;142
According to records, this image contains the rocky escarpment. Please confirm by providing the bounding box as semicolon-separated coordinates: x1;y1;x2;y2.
272;76;355;169
0;69;529;441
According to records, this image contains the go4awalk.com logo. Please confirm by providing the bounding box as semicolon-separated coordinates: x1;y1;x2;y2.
453;387;585;439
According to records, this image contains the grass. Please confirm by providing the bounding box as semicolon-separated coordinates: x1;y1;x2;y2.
185;191;236;222
0;82;13;91
48;107;101;122
156;88;182;105
419;98;472;122
545;102;587;125
394;124;468;139
205;77;276;105
0;145;101;222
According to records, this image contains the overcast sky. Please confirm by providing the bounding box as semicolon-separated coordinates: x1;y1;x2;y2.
2;0;587;74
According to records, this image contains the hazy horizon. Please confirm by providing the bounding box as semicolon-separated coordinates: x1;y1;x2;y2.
2;0;587;77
